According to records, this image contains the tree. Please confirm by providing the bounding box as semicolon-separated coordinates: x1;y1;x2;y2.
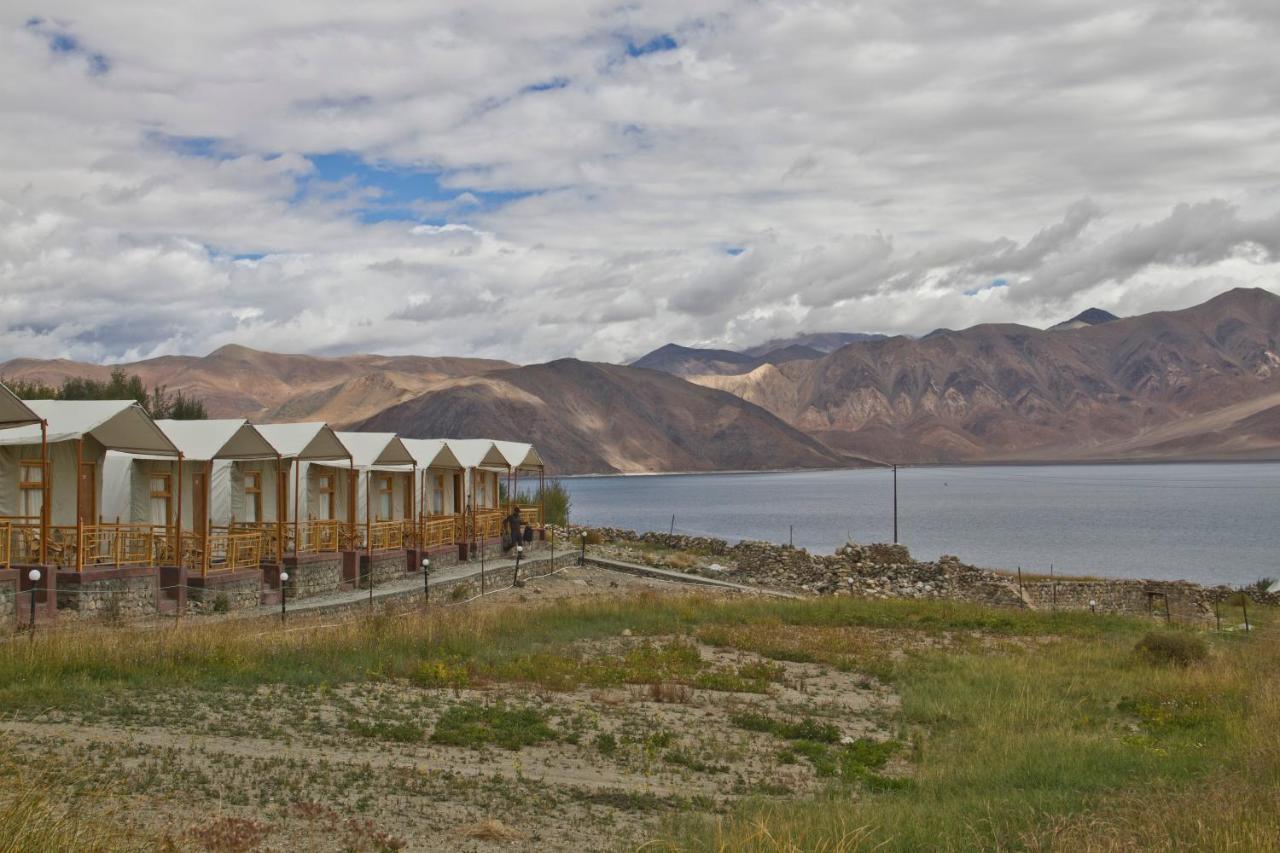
4;368;207;419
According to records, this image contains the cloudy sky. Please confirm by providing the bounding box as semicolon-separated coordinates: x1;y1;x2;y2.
2;1;1279;365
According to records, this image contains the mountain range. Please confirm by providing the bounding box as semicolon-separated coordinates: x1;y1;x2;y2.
4;288;1280;472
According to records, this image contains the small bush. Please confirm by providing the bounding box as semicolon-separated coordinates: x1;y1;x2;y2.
648;682;693;703
212;592;230;614
449;582;473;603
347;717;425;743
430;702;555;750
594;732;618;756
1134;631;1208;667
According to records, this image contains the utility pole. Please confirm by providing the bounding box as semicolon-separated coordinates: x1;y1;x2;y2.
892;464;898;544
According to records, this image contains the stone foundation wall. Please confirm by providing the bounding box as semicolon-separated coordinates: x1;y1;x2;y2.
0;579;15;627
1022;579;1215;621
188;572;263;614
285;554;344;600
565;525;1272;620
56;572;158;623
361;551;408;587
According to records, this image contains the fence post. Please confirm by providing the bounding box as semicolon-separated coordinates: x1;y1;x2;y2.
1242;595;1250;633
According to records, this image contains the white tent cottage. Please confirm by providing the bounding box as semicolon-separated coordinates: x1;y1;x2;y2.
102;419;280;572
254;423;351;555
0;400;177;571
328;431;416;553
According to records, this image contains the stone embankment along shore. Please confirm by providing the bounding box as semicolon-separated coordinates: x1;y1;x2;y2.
553;526;1280;622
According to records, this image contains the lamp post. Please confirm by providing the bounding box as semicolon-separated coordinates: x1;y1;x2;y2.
280;571;289;622
1089;598;1097;615
579;532;587;567
27;568;41;635
421;557;431;604
514;544;524;587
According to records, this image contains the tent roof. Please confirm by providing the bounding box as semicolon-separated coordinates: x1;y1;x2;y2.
401;438;464;470
0;385;40;429
154;419;276;461
0;400;178;455
444;439;507;469
334;432;416;468
492;440;544;470
255;423;350;461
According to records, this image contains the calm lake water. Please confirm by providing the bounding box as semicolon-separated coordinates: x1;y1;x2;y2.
561;464;1280;587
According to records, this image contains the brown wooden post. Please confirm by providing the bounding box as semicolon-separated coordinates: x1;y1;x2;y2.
539;466;545;527
75;437;84;573
410;463;417;550
38;420;48;566
365;469;372;559
203;460;212;575
274;452;284;563
293;458;300;555
175;452;184;567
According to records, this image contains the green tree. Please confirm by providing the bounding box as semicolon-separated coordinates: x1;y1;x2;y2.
5;368;207;419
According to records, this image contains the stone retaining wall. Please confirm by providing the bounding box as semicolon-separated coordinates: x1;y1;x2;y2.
561;525;1275;620
0;576;14;626
362;551;409;587
188;571;263;614
284;553;344;600
56;570;158;623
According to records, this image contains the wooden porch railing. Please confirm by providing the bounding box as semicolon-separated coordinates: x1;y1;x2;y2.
418;515;458;549
0;520;9;569
180;529;266;576
472;508;503;540
506;503;543;528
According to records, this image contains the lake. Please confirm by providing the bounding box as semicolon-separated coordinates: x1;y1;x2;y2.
560;463;1280;587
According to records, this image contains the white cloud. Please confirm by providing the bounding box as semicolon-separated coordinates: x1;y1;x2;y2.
2;1;1280;365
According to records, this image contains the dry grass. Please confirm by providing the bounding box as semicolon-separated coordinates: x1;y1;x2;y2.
458;819;525;841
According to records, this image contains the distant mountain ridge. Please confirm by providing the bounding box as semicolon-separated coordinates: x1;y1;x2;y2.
688;288;1280;463
7;288;1280;472
630;330;888;377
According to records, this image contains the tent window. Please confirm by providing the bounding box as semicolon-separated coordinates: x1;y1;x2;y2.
150;474;172;526
316;474;335;520
431;474;445;515
377;475;393;520
20;462;43;519
477;474;488;509
244;472;261;523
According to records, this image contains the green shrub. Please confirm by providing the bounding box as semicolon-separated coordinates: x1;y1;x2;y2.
1134;631;1208;667
212;592;230;614
430;702;555;750
346;717;424;743
595;732;618;756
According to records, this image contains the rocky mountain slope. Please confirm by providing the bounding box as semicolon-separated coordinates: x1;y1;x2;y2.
357;359;856;474
688;288;1280;463
0;344;513;423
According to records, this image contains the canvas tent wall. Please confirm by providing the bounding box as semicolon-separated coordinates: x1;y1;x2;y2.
254;423;351;526
101;420;277;529
0;400;176;528
444;439;507;511
330;432;416;524
402;439;465;517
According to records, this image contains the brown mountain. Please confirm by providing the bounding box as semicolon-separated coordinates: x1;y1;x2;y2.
688;287;1280;463
0;344;513;423
357;359;856;474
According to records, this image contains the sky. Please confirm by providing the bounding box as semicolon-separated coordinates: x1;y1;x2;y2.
2;1;1279;365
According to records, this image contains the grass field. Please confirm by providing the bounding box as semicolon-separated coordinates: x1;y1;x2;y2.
0;569;1275;851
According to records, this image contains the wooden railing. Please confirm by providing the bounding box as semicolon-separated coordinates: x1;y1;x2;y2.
229;521;284;562
180;529;265;576
0;520;9;569
290;519;346;554
472;508;503;540
367;520;406;552
418;515;458;549
507;503;543;528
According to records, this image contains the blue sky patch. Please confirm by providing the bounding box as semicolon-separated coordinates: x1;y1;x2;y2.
626;33;678;57
523;77;569;93
725;246;746;256
27;19;109;75
965;278;1010;297
295;152;534;225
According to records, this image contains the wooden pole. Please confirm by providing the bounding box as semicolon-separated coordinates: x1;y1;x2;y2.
539;467;545;527
274;453;284;563
203;460;212;575
75;438;83;573
410;463;417;550
175;452;183;568
892;464;898;544
38;420;48;566
293;458;300;556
